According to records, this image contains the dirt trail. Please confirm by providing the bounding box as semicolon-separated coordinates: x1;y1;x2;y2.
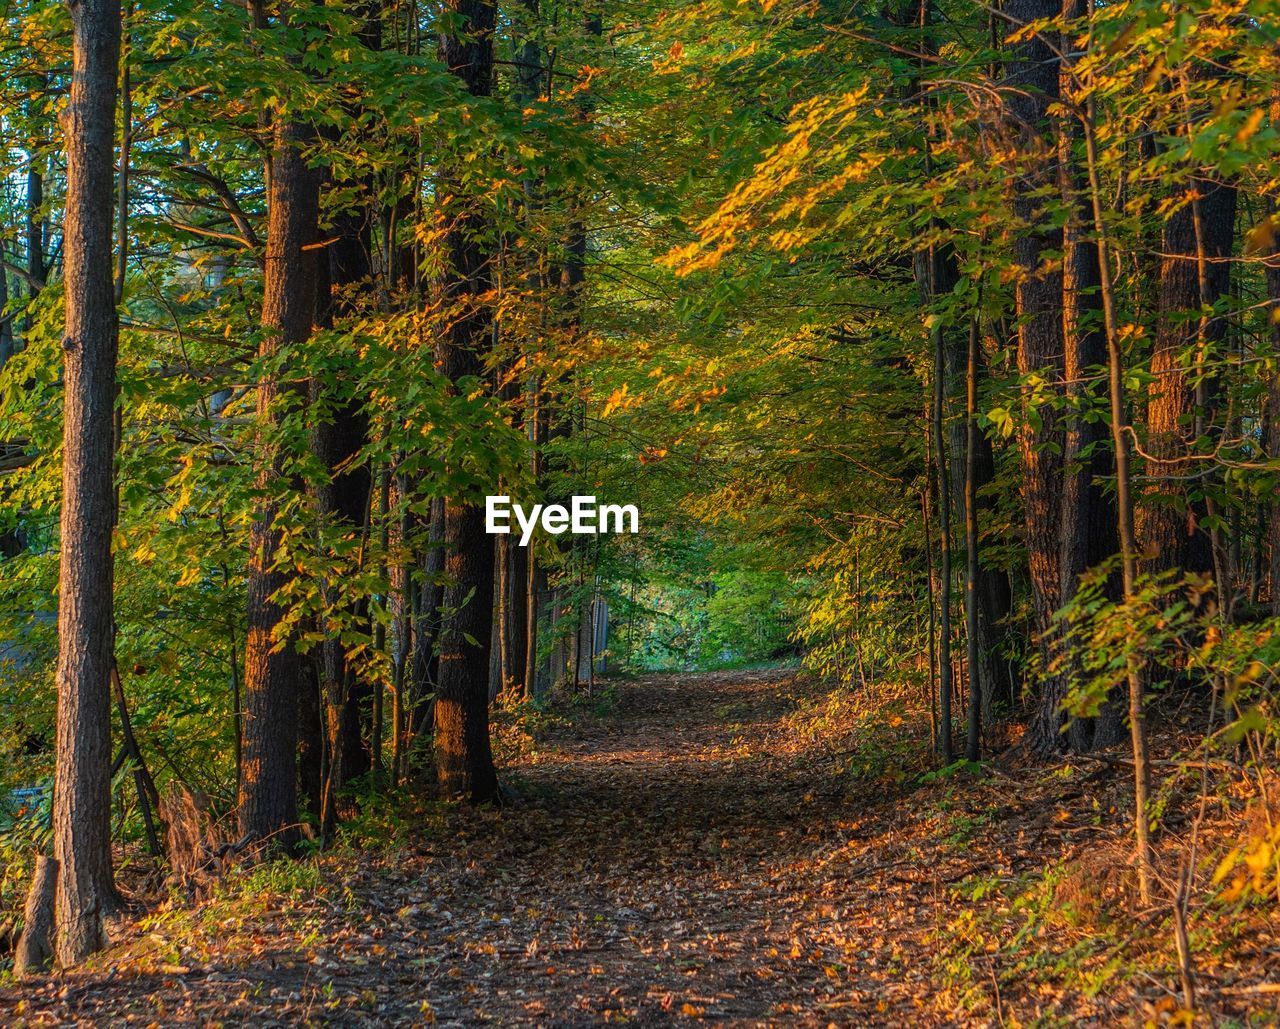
5;669;938;1025
3;668;1199;1025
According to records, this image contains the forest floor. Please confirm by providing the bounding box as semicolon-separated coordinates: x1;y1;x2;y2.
2;668;1278;1026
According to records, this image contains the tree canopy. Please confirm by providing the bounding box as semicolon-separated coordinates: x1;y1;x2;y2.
2;0;1280;1019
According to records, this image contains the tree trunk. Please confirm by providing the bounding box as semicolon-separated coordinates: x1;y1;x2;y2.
308;9;381;811
433;0;500;804
1058;171;1122;749
526;532;548;698
0;254;12;366
930;279;954;764
489;543;505;702
1034;12;1124;753
508;529;529;695
1003;0;1067;756
1266;198;1280;615
391;477;412;782
1081;79;1156;903
14;855;58;977
411;496;445;733
933;250;1017;716
434;491;499;801
53;0;122;966
296;648;323;824
26;152;44;307
507;0;544;702
239;118;321;851
963;315;982;761
1140;180;1236;575
0;255;20;559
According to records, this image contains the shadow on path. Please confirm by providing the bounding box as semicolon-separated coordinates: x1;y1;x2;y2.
3;669;927;1026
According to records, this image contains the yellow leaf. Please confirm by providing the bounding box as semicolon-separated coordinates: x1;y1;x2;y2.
601;384;629;419
1244;215;1277;256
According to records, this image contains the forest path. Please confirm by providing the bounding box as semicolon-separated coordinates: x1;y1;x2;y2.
7;669;951;1025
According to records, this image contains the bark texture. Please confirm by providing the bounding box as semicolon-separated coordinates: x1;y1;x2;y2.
433;0;500;803
1003;0;1066;673
53;0;122;965
311;216;375;814
1032;15;1124;754
1051;186;1124;751
14;855;58;976
1140;180;1236;574
309;11;381;809
932;251;1018;717
239;119;321;849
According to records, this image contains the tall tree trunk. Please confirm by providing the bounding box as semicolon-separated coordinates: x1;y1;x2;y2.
1034;5;1123;753
507;527;529;695
525;510;547;697
0;256;20;559
1140;57;1237;580
909;0;1015;722
930;269;954;764
0;247;13;366
391;475;412;782
54;0;122;965
433;0;500;803
496;352;527;697
1003;0;1068;750
296;649;323;823
489;542;506;701
1140;180;1236;575
1082;78;1156;904
311;198;375;818
411;496;445;732
309;4;382;811
932;251;1017;716
26;149;44;311
1055;165;1124;750
1266;198;1280;616
239;118;321;850
963;315;982;761
509;0;545;701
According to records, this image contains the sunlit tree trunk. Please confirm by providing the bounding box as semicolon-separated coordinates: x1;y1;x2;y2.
1081;70;1155;904
1140;180;1235;575
53;0;122;965
239;116;321;849
1058;174;1122;749
433;0;500;803
1034;0;1122;753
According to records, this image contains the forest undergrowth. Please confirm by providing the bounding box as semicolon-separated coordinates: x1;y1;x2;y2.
3;668;1275;1026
